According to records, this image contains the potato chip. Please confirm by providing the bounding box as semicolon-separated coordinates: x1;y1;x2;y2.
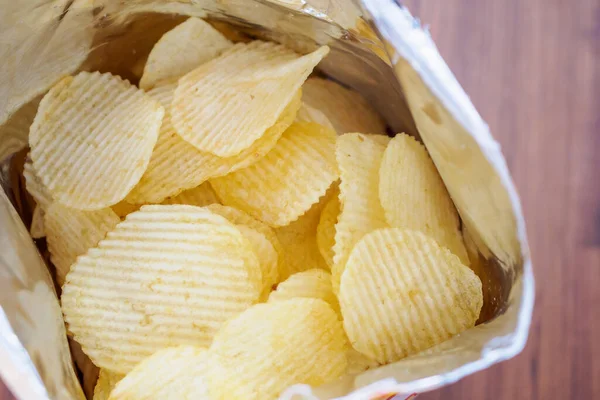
30;206;46;239
268;269;339;314
0;97;39;162
139;17;233;90
45;203;120;286
207;299;347;400
162;182;220;207
206;204;284;287
331;133;389;292
126;84;301;204
236;225;279;300
295;102;335;131
94;369;123;400
316;192;340;268
302;77;386;135
379;134;469;264
111;201;141;220
339;228;483;364
171;41;329;156
61;205;262;373
29;71;163;210
109;346;211;400
274;196;330;280
211;122;338;227
23;156;53;210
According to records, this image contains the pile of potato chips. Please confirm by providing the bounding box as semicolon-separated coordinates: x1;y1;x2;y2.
21;17;483;400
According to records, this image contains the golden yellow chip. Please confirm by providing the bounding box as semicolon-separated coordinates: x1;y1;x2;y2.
28;72;163;210
268;269;339;314
339;228;483;364
30;206;46;239
302;77;386;135
126;84;300;204
295;102;335;131
172;41;329;157
236;225;279;300
346;347;380;375
111;201;142;220
45;203;120;286
379;134;469;264
162;182;220;207
211;122;338;227
23;156;53;210
61;205;262;373
316;192;340;268
331;133;389;292
139;17;233;90
207;299;347;400
94;369;123;400
206;204;284;287
0;97;39;162
109;346;211;400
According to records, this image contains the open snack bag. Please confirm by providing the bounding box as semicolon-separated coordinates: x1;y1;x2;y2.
0;1;534;399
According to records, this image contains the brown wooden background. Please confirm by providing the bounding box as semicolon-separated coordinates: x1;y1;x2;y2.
2;0;599;398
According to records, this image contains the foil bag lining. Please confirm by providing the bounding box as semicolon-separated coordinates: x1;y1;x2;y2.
0;1;534;399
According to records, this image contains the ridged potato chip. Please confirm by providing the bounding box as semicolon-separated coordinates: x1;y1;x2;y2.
302;77;386;135
379;134;469;264
94;369;123;400
274;194;330;280
139;17;233;90
211;122;338;227
207;299;347;400
29;71;163;210
316;192;340;268
126;83;300;204
45;203;120;286
295;102;335;131
206;204;284;287
332;133;390;292
162;182;220;207
109;346;211;400
268;269;339;313
236;225;279;299
61;205;262;373
339;228;483;364
30;206;46;239
172;41;329;156
23;156;53;210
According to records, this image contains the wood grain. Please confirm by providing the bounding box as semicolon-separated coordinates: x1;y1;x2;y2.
403;0;600;399
1;0;598;398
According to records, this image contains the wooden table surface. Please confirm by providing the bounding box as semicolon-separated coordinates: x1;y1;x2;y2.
2;0;599;398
